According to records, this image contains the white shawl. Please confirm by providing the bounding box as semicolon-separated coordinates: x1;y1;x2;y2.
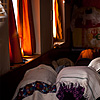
12;64;58;100
56;66;100;100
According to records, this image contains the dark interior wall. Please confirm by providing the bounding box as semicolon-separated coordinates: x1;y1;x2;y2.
32;0;72;54
40;0;53;54
0;18;10;76
65;3;72;48
31;0;41;54
31;0;53;54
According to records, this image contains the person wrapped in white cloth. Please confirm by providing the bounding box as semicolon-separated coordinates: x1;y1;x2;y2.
12;64;58;100
88;57;100;73
56;66;100;100
12;64;100;100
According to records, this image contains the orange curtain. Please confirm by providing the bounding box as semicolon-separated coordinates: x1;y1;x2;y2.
9;0;23;64
17;0;36;56
54;0;62;40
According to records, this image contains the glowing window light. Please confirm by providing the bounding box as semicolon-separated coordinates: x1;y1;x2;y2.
53;0;63;40
12;0;18;31
53;0;56;38
63;0;65;3
12;0;24;56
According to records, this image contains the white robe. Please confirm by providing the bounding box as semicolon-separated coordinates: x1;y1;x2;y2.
12;65;100;100
88;57;100;72
12;64;58;100
56;66;100;100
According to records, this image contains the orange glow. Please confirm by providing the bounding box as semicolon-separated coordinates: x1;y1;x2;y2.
22;0;32;55
17;0;24;56
21;48;24;57
9;0;23;64
53;0;56;38
17;0;34;55
17;4;23;38
53;0;63;40
77;49;95;62
9;41;13;63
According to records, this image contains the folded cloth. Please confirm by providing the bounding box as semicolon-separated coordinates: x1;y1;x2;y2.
12;64;57;100
56;66;100;100
88;57;100;72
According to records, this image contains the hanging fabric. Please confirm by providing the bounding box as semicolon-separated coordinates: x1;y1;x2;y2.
8;0;23;64
54;0;63;40
17;0;36;56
